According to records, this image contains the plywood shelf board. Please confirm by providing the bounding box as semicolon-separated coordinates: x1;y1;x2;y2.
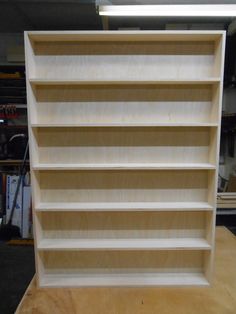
31;123;218;127
37;238;211;250
32;163;216;170
27;30;224;42
29;79;221;86
36;201;214;211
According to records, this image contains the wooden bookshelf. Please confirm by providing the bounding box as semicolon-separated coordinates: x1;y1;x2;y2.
25;30;225;287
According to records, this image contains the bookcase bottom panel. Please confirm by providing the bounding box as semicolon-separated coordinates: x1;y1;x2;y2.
40;272;209;287
38;250;210;287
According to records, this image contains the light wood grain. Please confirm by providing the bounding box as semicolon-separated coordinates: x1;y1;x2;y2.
32;127;212;166
36;211;209;240
27;30;224;42
32;58;217;80
30;82;219;127
36;249;209;286
33;41;215;56
38;249;206;287
37;238;211;251
40;272;209;287
36;201;213;212
28;34;220;81
32;122;218;127
36;211;212;251
32;83;215;125
15;228;236;312
36;170;211;203
33;163;216;170
24;30;225;287
206;31;226;284
24;33;43;281
30;79;221;85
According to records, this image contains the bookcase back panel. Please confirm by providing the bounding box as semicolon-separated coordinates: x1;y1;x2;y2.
35;127;211;164
35;84;212;102
40;250;205;274
35;101;213;125
34;56;214;80
31;41;217;79
33;41;215;55
38;211;209;239
32;84;215;124
37;170;209;203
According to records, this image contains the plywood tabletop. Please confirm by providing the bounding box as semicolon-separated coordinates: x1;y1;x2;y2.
16;226;236;314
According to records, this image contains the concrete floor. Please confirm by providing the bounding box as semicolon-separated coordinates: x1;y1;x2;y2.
0;241;35;314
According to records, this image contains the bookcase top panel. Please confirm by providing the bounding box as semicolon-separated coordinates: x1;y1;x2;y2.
25;30;225;43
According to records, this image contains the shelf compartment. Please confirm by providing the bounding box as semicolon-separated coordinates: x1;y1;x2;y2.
32;127;216;166
30;82;219;125
38;249;210;287
35;169;212;204
36;211;212;250
29;37;220;80
40;272;209;287
36;201;213;212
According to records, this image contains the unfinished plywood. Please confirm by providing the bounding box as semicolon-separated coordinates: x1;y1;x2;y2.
36;211;212;251
31;84;216;125
39;249;209;287
36;170;210;203
31;40;217;80
15;228;236;314
32;127;215;167
25;31;225;287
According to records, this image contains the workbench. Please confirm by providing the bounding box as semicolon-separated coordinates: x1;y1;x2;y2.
16;227;236;314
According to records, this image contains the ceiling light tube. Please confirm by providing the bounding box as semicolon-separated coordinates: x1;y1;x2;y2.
99;5;236;17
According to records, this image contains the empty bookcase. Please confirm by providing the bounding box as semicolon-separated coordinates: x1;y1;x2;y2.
25;31;225;287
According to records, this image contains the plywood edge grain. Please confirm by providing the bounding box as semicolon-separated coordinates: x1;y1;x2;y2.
35;201;214;212
26;30;225;43
32;163;216;171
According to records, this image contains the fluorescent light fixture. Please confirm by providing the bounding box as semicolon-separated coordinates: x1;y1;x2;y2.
99;5;236;17
0;119;4;123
